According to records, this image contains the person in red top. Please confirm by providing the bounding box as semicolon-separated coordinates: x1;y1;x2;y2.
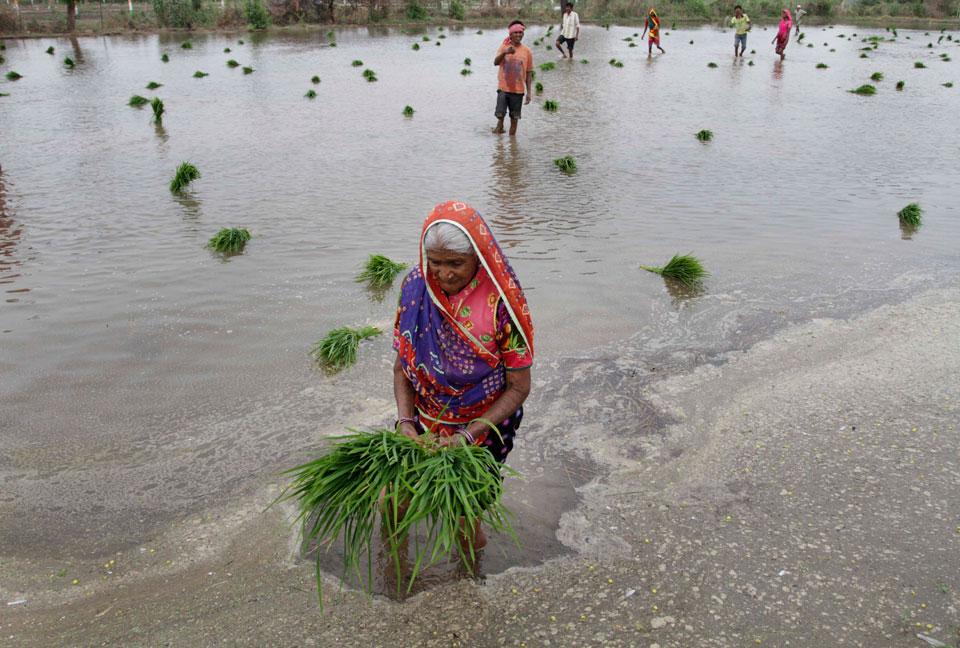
493;20;534;137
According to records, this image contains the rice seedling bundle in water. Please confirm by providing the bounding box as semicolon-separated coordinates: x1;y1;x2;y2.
610;59;623;68
146;81;162;89
897;203;922;227
227;59;240;67
553;156;577;174
402;105;415;116
128;95;149;107
46;46;55;54
748;60;755;66
64;57;75;68
641;254;709;287
0;92;8;98
944;82;954;87
412;43;420;50
305;89;318;99
707;62;718;68
207;227;252;253
860;53;868;59
422;35;430;41
311;75;321;84
849;84;876;95
363;69;377;82
239;39;245;44
352;60;364;67
161;53;169;62
279;428;515;602
243;66;254;74
182;41;192;49
695;129;713;142
535;81;543;94
169;162;200;193
543;100;558;112
224;47;231;53
356;254;407;289
193;70;208;78
310;326;381;370
870;71;883;81
150;97;164;123
914;61;926;68
460;68;472;76
896;80;905;90
816;62;828;69
539;62;555;71
629;43;637;47
580;59;588;64
463;57;471;66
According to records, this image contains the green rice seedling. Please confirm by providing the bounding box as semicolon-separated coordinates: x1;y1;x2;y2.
943;82;954;87
356;254;407;289
750;49;756;54
146;81;162;89
544;43;552;51
543;99;558;112
243;66;254;74
64;57;75;68
128;95;149;107
169;162;200;193
914;61;926;68
807;43;813;48
553;156;577;174
46;46;55;55
476;29;483;34
629;42;637;48
860;53;868;59
310;326;381;370
849;84;876;95
0;92;9;97
689;39;694;44
623;36;633;42
897;203;922;228
942;56;952;62
150;97;164;122
402;105;414;116
412;43;420;50
311;75;321;84
422;35;430;41
193;70;209;78
534;81;543;94
463;57;471;66
0;54;4;65
161;53;169;62
695;129;713;142
460;68;471;76
798;32;805;41
207;227;251;254
238;39;245;44
748;60;754;66
609;59;623;68
539;61;555;71
227;59;240;67
305;89;317;99
896;80;905;90
181;41;192;49
439;34;446;39
830;48;836;52
816;62;828;68
927;42;933;48
641;254;709;288
326;30;333;37
707;62;718;68
352;60;364;66
580;58;588;64
363;69;377;82
870;71;883;81
224;47;232;53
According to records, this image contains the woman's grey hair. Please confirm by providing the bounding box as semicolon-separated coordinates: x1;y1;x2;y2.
423;222;473;255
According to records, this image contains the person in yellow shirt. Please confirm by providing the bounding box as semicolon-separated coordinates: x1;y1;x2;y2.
729;5;751;58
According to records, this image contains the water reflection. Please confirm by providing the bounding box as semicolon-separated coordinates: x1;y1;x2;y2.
487;138;529;248
174;192;202;219
664;277;706;304
0;171;24;295
899;221;919;240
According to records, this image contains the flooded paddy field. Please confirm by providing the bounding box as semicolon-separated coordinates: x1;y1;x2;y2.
1;22;959;602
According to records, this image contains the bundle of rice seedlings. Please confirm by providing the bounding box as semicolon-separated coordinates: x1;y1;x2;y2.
352;60;364;67
238;39;245;44
609;59;623;67
859;53;868;59
641;254;709;288
580;58;588;64
896;80;905;90
944;82;954;88
193;70;209;78
207;227;251;253
870;71;883;81
750;49;756;54
816;62;828;69
553;156;577;174
224;47;232;53
169;162;200;193
422;35;430;41
402;105;414;116
897;203;922;227
64;57;75;68
181;41;192;49
914;61;926;68
942;56;952;62
463;57;471;66
161;53;170;62
623;36;633;42
798;32;805;41
476;29;483;34
534;81;543;94
543;99;558;112
128;95;149;107
412;43;420;50
927;42;933;48
146;81;162;89
849;84;876;95
695;129;713;142
311;75;321;84
707;62;718;68
539;62;555;71
807;43;814;48
830;48;836;52
279;427;515;602
0;92;9;98
460;68;471;76
150;97;164;122
227;59;240;67
629;42;637;48
305;89;318;99
46;46;55;54
356;254;407;289
310;326;381;370
243;66;254;74
438;34;446;39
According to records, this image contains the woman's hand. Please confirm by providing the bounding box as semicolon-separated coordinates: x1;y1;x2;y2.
397;421;419;441
434;433;467;448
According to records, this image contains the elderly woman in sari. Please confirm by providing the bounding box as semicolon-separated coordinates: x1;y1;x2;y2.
392;200;534;550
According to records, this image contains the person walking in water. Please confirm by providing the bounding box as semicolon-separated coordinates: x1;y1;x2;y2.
730;5;751;57
493;20;533;137
641;8;665;55
772;8;792;61
554;2;580;59
794;4;806;35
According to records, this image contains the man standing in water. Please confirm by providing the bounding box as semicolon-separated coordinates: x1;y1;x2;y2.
493;20;533;137
555;2;580;59
794;4;806;35
730;5;751;57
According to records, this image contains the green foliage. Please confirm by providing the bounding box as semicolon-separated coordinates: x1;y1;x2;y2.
402;105;415;116
363;68;378;82
146;81;163;89
181;41;192;49
310;326;381;370
816;62;828;68
707;62;718;68
227;59;240;67
553;156;577;174
352;60;364;67
162;53;170;62
244;0;270;30
914;61;926;68
460;68;471;76
207;227;252;253
279;428;516;602
46;46;55;55
412;43;420;50
64;57;75;68
169;162;200;193
224;47;231;53
539;61;555;71
943;82;954;88
860;53;868;58
356;254;407;289
150;97;164;123
128;95;149;107
153;0;203;29
463;57;471;66
580;59;588;64
406;0;429;20
695;129;713;142
305;89;317;98
641;254;709;288
609;59;623;67
870;71;883;81
534;81;543;94
849;84;876;95
543;99;558;112
449;0;465;20
422;35;430;41
193;70;209;78
897;203;922;227
311;75;321;84
243;66;254;74
896;80;905;90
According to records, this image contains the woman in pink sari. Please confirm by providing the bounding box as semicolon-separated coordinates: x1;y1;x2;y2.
772;8;792;60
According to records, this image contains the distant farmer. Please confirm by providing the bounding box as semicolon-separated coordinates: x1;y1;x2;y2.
493;20;534;137
641;8;666;55
794;4;806;35
772;8;792;60
730;5;751;57
555;2;580;59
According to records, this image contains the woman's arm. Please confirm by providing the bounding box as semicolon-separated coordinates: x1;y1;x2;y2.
393;355;419;440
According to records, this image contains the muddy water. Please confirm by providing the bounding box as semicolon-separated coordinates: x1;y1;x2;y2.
1;24;959;580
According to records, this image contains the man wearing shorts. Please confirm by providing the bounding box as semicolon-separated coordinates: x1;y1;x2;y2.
493;20;533;137
730;5;751;57
555;3;580;59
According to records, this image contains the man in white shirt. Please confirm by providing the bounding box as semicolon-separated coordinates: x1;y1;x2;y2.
554;2;580;59
794;4;806;35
